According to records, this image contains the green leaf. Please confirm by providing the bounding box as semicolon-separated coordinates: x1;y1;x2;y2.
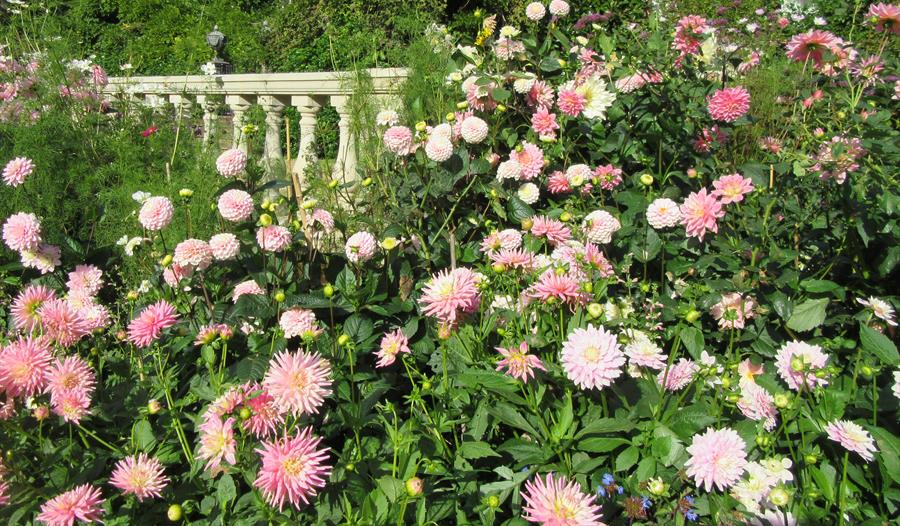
133;419;156;451
615;446;639;472
859;324;899;366
552;393;574;441
870;426;900;485
679;326;704;360
631;228;661;263
636;457;656;480
377;476;405;503
579;437;630;453
492;87;511;102
253;178;292;195
810;465;835;504
459;441;501;459
786;298;828;332
507;195;535;223
489;403;541;438
575;417;633;439
217;474;237;505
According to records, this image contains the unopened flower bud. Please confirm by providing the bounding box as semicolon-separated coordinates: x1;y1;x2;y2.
769;487;789;507
640;173;654;186
415;121;427;132
259;213;273;226
559;211;572;222
687;168;698;178
492;263;506;273
647;477;667;496
576;36;588;45
805;454;818;465
160;254;173;267
167;504;183;521
774;393;790;408
587;303;603;318
558;59;567;67
790;356;805;372
521;218;534;230
323;285;335;298
457;101;469;110
179;188;193;198
148;399;162;414
405;477;424;496
685;309;701;323
496;104;507;113
487;495;500;508
860;365;874;378
337;334;351;347
381;237;399;250
362;177;373;187
33;405;50;420
239;407;252;420
445;112;456;122
328;179;339;189
127;291;140;301
274;291;286;303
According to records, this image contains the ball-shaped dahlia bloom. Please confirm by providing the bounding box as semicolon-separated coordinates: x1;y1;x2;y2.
525;2;546;21
138;196;175;231
582;210;621;244
561;324;626;390
216;148;248;177
383;126;415;156
460;116;489;144
217;189;254;222
425;137;454;162
549;0;570;16
345;231;378;264
279;308;322;339
256;225;292;252
2;156;35;187
3;212;42;252
173;238;213;271
209;233;240;260
646;198;682;229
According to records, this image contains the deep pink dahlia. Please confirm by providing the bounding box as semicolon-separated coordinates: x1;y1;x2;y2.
241;382;284;438
531;107;559;138
868;3;900;35
512;142;545;180
127;300;179;348
531;215;572;246
707;87;750;123
785;30;842;66
38;299;90;347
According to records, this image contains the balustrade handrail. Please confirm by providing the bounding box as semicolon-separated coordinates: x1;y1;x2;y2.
101;68;410;190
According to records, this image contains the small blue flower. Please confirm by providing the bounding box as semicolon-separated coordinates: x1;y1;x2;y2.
686;510;699;521
616;485;624;495
684;495;695;506
601;473;615;486
641;496;652;509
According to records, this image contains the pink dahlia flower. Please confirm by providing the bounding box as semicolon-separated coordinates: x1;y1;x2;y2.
583;243;615;277
548;0;570;16
681;188;724;241
707;87;751;123
824;420;878;462
512;142;545;180
530;215;572;246
38;299;90;347
561;325;625;390
496;159;523;181
2;156;34;187
345;231;378;263
232;279;264;303
209;233;240;260
776;341;829;391
11;283;56;332
673;15;708;60
785;30;842;67
646;198;682;229
583;210;620;244
256;225;292;252
547;170;571;194
737;382;778;431
593;164;622;190
527;80;555;109
217;189;254;222
712;173;754;204
162;262;193;287
0;480;8;506
0;336;52;397
529;270;584;307
254;427;332;511
138;196;174;231
45;355;96;411
194;323;233;346
216;148;248;178
685;427;748;491
3;212;41;252
173;238;213;271
109;453;169;501
383;126;415;156
127;300;179;348
521;472;603;525
857;297;897;326
525;2;546;21
565;164;592;188
66;265;103;297
531;107;559;138
867;3;900;34
20;243;61;274
480;229;522;254
711;293;756;330
491;247;534;271
658;358;699;391
624;330;666;370
375;328;411;368
263;350;332;416
425;136;454;162
279;308;322;339
197;414;237;475
496;341;545;383
241;382;284;438
460;116;489;144
36;484;104;526
419;267;481;326
557;88;586;117
310;208;335;232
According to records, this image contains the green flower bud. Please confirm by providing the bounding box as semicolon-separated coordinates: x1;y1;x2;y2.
406;477;424;496
362;177;373;187
179;188;193;198
559;211;572;222
804;454;818;465
639;173;654;186
160;255;173;267
259;213;273;226
587;303;603;318
167;504;183;522
337;334;351;346
147;399;162;415
239;407;251;420
328;179;339;189
684;309;701;323
323;285;335;298
274;292;286;303
381;237;399;250
774;393;790;408
486;495;500;508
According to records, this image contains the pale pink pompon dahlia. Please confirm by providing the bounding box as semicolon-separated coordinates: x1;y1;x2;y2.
549;0;570;18
419;267;481;326
138;196;174;231
36;484;104;526
2;156;35;187
646;198;682;230
109;453;170;501
345;231;378;263
460;116;489;144
707;87;750;123
254;427;332;511
824;420;878;462
685;427;748;492
256;225;292;252
383;125;415;156
173;238;213;271
279;308;322;339
561;325;626;390
263;350;332;416
680;188;724;241
209;233;240;260
232;279;265;303
521;472;604;526
3;211;42;252
582;210;621;244
216;148;248;177
217;189;254;222
127;300;179;348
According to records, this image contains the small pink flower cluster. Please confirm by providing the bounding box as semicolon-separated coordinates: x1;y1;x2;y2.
2;212;61;274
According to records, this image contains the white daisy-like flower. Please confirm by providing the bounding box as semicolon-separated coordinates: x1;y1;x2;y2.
857;297;897;326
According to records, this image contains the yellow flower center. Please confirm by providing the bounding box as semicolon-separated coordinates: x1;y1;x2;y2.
282;455;306;477
583;346;601;363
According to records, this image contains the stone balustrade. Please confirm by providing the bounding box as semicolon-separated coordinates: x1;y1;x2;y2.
101;68;408;185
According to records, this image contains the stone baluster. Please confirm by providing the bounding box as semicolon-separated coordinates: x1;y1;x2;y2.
168;94;194;120
225;95;254;152
258;95;287;178
290;95;323;187
330;95;358;184
196;95;218;147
